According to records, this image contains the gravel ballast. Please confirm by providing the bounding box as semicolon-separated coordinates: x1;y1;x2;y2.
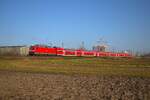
0;71;149;100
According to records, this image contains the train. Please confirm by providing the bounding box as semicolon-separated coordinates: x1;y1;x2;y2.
29;45;132;57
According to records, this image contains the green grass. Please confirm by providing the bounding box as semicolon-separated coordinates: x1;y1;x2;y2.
0;56;150;77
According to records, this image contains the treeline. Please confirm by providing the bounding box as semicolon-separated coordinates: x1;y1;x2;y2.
141;53;150;57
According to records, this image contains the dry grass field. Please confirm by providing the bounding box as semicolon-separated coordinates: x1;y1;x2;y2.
0;56;150;100
0;56;150;77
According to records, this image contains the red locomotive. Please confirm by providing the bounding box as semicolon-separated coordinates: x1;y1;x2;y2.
29;45;132;57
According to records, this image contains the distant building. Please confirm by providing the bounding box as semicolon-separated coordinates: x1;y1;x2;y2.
0;46;29;56
93;45;106;52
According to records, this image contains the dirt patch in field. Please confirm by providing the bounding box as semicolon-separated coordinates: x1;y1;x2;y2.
0;71;149;100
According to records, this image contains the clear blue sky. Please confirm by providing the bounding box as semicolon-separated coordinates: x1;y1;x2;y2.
0;0;150;53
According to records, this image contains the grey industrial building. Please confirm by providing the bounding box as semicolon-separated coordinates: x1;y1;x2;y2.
0;46;29;56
